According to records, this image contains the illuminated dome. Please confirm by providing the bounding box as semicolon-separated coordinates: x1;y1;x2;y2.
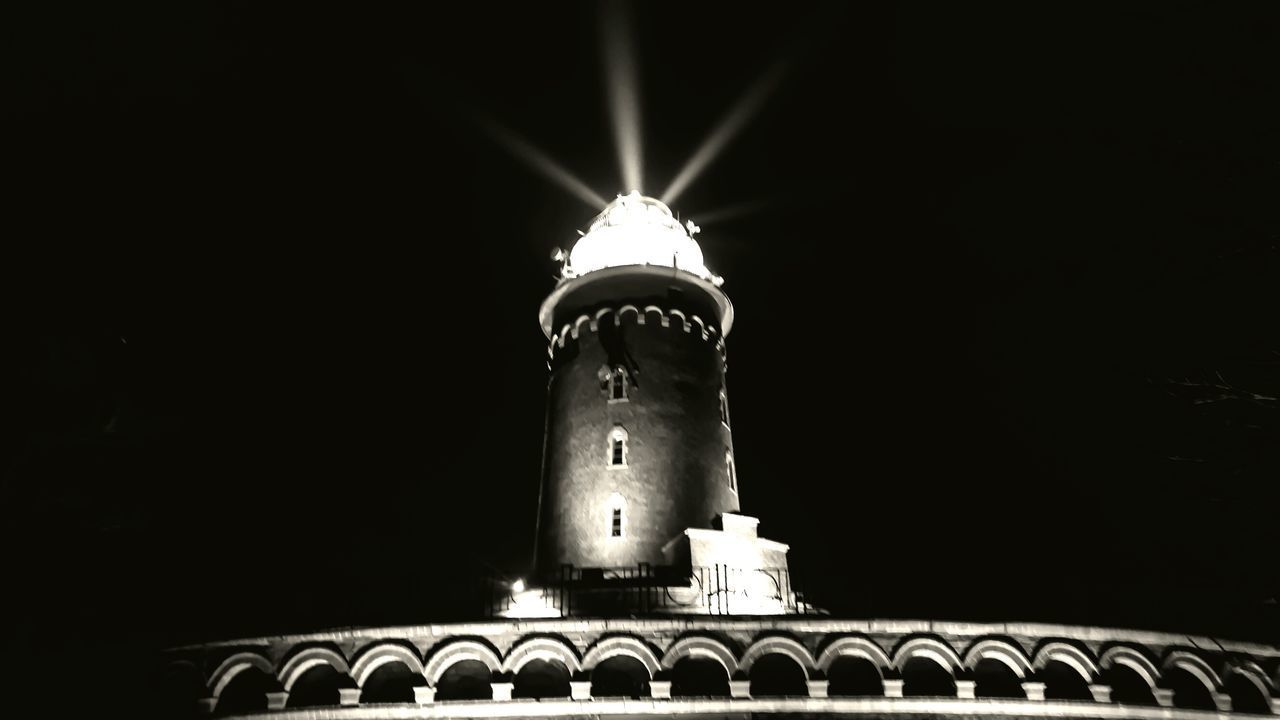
565;192;721;284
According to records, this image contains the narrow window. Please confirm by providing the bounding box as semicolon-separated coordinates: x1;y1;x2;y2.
726;451;737;492
608;426;628;467
606;492;626;539
610;367;628;401
719;390;730;427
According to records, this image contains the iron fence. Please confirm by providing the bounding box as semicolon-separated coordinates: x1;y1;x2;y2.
488;564;824;618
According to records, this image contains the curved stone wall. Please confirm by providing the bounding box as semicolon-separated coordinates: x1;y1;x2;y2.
162;618;1280;718
538;304;737;576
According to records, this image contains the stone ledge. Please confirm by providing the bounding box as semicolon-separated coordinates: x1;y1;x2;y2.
209;696;1280;719
169;617;1280;658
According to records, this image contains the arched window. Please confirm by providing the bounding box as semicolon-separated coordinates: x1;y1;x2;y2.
726;451;737;492
719;389;730;427
606;492;626;539
608;426;628;467
610;367;629;402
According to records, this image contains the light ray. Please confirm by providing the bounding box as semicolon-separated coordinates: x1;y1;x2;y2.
599;1;643;193
660;61;789;206
689;197;781;226
472;112;608;210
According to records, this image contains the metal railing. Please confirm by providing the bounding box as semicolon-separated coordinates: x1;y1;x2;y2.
489;564;823;618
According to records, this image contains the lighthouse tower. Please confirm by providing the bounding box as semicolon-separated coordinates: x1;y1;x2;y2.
526;192;796;616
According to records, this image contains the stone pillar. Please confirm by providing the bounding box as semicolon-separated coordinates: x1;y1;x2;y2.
338;688;361;706
491;682;514;701
1211;692;1232;712
1022;681;1046;701
413;686;436;704
266;691;289;710
649;680;672;699
883;679;905;698
807;679;829;698
1088;684;1111;703
196;697;217;715
956;680;977;699
570;681;592;700
1153;688;1175;707
1271;698;1280;715
730;680;751;698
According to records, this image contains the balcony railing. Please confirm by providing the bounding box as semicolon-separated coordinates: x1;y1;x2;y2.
489;564;824;618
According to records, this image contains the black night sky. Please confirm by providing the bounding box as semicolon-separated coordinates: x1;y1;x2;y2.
9;1;1279;712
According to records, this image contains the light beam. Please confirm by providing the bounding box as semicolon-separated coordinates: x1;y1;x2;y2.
472;112;608;210
599;1;644;193
689;197;780;226
660;61;788;206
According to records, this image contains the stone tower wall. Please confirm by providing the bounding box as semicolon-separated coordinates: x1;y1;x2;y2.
536;305;737;577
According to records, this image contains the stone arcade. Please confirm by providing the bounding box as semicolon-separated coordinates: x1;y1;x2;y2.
161;194;1280;718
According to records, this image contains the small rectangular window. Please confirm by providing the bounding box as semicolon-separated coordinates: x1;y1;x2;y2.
719;391;730;426
611;508;622;537
611;438;625;465
610;368;628;401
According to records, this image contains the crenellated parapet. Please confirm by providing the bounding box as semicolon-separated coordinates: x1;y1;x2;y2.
162;618;1280;717
548;304;726;366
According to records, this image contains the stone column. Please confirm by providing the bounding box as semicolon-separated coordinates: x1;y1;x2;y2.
730;679;751;698
338;688;361;706
1022;681;1046;701
649;680;672;699
413;686;436;704
956;680;977;699
196;697;217;715
1211;692;1232;712
1271;698;1280;715
1153;688;1175;707
266;691;289;710
570;681;592;700
883;679;905;698
1088;684;1111;703
491;682;514;701
807;679;829;698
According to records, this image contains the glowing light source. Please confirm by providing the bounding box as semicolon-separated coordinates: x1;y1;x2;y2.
472;112;608;210
511;579;525;593
502;584;561;619
599;0;644;193
660;61;789;206
564;192;721;284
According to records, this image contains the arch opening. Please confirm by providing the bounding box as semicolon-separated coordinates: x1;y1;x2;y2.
974;658;1026;699
748;653;809;697
1105;664;1158;706
1225;673;1271;714
591;655;650;698
1163;667;1216;710
215;667;274;716
902;657;956;697
1041;660;1094;701
286;664;347;708
670;657;730;697
513;658;571;699
359;661;424;704
828;656;883;696
436;659;493;701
